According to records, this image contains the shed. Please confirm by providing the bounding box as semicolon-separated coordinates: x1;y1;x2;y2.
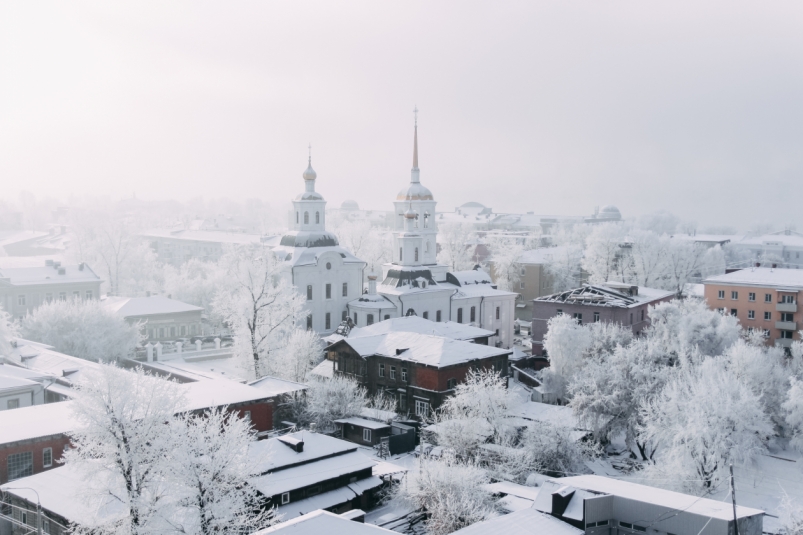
333;417;391;446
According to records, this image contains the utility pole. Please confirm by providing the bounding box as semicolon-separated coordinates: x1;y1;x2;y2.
730;464;740;535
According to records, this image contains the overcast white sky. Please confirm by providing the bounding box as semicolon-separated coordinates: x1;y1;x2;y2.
1;1;802;228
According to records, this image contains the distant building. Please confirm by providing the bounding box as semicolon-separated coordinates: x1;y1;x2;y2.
584;205;622;224
0;364;51;411
103;294;204;341
141;228;274;266
513;246;582;320
531;283;675;355
0;261;102;319
253;510;397;535
328;331;511;419
703;267;803;349
451;509;582;535
328;315;495;345
533;475;763;535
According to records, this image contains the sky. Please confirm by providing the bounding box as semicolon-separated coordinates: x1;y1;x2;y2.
1;1;802;229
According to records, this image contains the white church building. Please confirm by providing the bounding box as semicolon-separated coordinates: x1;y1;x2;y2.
347;116;517;348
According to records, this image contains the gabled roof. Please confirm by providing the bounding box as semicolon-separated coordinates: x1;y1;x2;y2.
0;263;101;286
253;510;395;534
534;284;674;308
451;508;582;535
704;267;803;289
0;401;79;444
334;331;510;368
248;376;308;397
103;295;203;317
346;316;494;341
247;431;358;475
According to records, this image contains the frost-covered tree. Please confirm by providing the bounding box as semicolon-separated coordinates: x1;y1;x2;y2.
636;211;680;235
542;314;592;400
273;328;323;382
0;307;19;356
486;235;526;292
628;230;668;288
393;454;497;535
582;223;627;284
213;247;305;380
20;298;142;362
518;422;600;477
65;365;187;535
437;222;476;271
640;358;772;490
646;299;740;360
303;375;367;431
726;339;788;430
164;258;225;312
543;244;584;292
169;409;275;535
784;378;803;453
664;241;724;295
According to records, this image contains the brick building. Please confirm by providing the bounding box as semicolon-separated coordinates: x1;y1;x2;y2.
327;331;511;418
703;267;803;349
531;283;675;355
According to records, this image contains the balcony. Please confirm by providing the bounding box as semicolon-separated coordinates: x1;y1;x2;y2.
775;338;794;349
777;303;798;313
776;321;797;331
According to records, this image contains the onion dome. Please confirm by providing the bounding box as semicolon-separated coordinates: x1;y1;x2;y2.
303;161;317;181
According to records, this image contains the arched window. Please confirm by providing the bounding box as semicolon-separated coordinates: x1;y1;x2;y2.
316;211;320;224
424;212;429;228
400;247;403;261
470;306;476;323
414;247;419;262
296;212;299;224
425;241;430;253
304;212;309;224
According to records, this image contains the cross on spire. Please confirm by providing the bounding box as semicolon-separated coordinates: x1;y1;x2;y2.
412;107;419;170
308;143;312;164
413;105;418;126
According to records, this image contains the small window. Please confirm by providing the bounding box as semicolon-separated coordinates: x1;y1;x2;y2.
159;327;165;338
390;366;396;380
633;526;647;533
748;310;755;319
379;363;385;377
399;393;407;410
7;399;19;410
367;314;374;325
384;314;390;320
519;282;524;289
59;292;66;301
316;211;320;224
731;291;739;300
354;312;358;325
326;262;331;270
593;312;600;322
170;326;176;337
470;306;476;323
423;311;429;319
17;295;25;306
573;312;582;324
496;307;500;320
717;290;725;299
457;308;463;323
402;368;408;381
447;378;457;389
342;310;348;321
304;211;309;224
415;247;419;262
244;411;251;422
748;292;756;301
436;310;442;322
730;309;737;316
520;267;526;276
43;519;50;534
306;315;312;330
43;447;52;468
415;400;429;418
325;312;331;330
764;311;772;321
342;282;348;297
400;248;403;261
296;212;299;224
7;451;33;481
73;291;80;299
640;309;644;321
765;293;773;303
307;285;313;300
363;428;372;442
281;492;290;504
629;313;633;325
326;283;332;299
620;522;633;529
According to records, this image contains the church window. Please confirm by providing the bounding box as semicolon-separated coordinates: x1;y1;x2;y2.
326;284;332;299
367;314;374;325
325;313;331;330
423;311;429;319
306;315;312;330
424;212;429;228
342;282;348;297
306;285;313;300
425;241;430;253
436;310;442;322
304;212;309;224
470;306;476;323
316;211;320;224
414;248;418;262
296;212;299;224
400;248;403;261
342;310;348;321
354;312;358;325
496;306;500;320
326;262;331;270
384;314;390;320
457;308;463;323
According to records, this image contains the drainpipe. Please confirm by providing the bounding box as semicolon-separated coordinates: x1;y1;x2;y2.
449;289;458;321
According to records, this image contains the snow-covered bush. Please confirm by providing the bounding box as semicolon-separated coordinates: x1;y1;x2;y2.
541;313;592;400
518;422;601;477
646;298;740;360
303;375;367;431
21;298;142;362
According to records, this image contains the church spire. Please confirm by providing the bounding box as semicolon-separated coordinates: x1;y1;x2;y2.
411;106;420;184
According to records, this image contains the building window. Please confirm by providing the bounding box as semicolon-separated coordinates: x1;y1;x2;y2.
316;211;320;224
748;292;756;301
7;398;20;410
384;314;390;320
781;312;794;322
399;394;407;410
782;330;795;339
363;428;372;442
520;267;526;276
8;451;33;481
436;310;442;322
379;363;385;377
415;247;419;262
520;282;524;290
390;366;396;379
325;313;331;330
782;295;796;303
764;311;772;321
326;262;331;270
59;292;66;301
401;368;408;381
447;378;457;389
296;212;299;224
422;311;429;319
45;293;52;302
556;309;562;314
17;295;25;306
354;312;358;325
367;314;374;325
630;313;633;324
573;312;582;324
748;310;755;319
43;519;50;534
717;290;725;299
641;310;644;321
170;327;176;337
496;307;500;319
594;312;600;322
326;283;332;299
470;306;476;323
159;327;165;338
342;282;348;297
765;293;773;303
304;211;309;224
306;315;312;330
307;285;313;300
415;400;429;418
243;411;251;422
73;291;80;299
730;309;737;316
457;308;463;323
764;329;771;337
400;248;403;261
281;492;290;505
495;328;499;337
731;291;739;300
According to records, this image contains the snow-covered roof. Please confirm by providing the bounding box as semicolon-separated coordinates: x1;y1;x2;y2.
141;355;247;383
140;228;265;245
0;363;54;381
704;267;803;289
535;283;674;308
0;463;128;527
442;281;518;299
517;245;577;265
447;269;494;286
309;359;334;379
333;417;391;430
272;244;365;268
0;401;78;444
0;263;101;286
737;232;803;247
102;295;203;317
4;339;104;386
248;376;307;397
348;292;396;309
248;431;358;474
450;508;582;535
0;375;40;392
508;402;581;429
336;331;511;368
540;475;764;521
483;481;541;501
182;378;271;412
346;316;494;341
253;510;395;534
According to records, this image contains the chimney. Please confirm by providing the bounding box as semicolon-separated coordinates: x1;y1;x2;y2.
277;435;305;453
367;271;378;295
78;262;85;271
